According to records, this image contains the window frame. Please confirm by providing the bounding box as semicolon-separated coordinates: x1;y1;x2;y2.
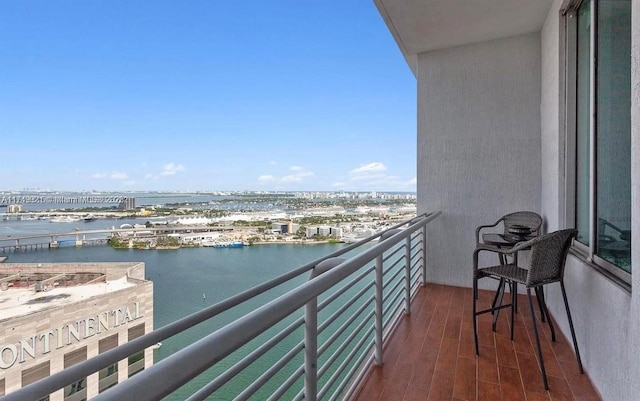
564;0;632;286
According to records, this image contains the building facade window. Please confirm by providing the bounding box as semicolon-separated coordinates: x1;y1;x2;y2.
21;361;50;401
98;334;119;393
128;324;145;377
569;0;631;282
63;347;87;401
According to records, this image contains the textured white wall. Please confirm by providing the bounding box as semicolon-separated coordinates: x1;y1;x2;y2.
547;256;631;400
416;33;541;287
537;2;639;400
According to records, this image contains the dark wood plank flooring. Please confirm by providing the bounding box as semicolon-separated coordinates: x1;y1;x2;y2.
351;284;602;401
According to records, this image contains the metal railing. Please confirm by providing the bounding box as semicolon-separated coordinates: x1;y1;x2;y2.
3;211;440;401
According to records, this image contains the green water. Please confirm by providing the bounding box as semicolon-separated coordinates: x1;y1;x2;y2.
5;244;352;399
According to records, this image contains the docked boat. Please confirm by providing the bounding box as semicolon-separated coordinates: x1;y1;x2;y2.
83;214;97;222
50;216;81;223
205;240;244;248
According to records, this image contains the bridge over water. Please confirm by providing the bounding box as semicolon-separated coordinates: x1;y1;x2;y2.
0;225;235;253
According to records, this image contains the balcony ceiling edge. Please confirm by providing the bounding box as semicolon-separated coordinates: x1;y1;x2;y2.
374;0;554;75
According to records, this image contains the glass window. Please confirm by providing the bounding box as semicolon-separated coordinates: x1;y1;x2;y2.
99;364;119;392
128;351;145;378
64;347;87;401
595;0;631;272
98;334;119;393
127;324;145;377
572;0;632;278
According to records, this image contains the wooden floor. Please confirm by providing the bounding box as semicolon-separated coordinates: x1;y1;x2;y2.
352;284;602;401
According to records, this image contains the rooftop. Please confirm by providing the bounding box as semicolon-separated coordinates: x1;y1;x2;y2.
0;276;135;322
0;262;145;322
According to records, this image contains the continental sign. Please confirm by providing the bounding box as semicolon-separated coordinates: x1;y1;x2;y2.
0;301;143;369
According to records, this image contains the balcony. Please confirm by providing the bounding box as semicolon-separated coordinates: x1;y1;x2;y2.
2;213;602;401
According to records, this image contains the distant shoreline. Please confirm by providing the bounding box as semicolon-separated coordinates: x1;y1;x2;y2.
251;240;340;246
109;239;343;250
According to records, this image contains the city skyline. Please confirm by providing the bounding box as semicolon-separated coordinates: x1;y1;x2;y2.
0;1;416;192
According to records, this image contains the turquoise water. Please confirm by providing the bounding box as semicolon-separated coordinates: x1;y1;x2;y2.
5;243;352;399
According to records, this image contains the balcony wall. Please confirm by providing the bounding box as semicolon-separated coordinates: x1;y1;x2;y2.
537;2;640;400
416;32;542;287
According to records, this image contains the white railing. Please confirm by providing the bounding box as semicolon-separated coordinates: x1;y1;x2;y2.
3;211;440;401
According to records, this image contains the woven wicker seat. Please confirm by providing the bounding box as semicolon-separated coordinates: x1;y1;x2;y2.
478;263;528;283
472;229;584;390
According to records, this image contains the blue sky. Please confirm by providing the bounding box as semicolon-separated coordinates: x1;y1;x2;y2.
0;1;416;192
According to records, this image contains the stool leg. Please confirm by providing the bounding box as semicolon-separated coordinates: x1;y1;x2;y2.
492;280;505;332
473;274;479;355
509;282;515;341
491;278;504;313
535;287;547;323
537;287;556;342
561;280;583;373
527;288;549;390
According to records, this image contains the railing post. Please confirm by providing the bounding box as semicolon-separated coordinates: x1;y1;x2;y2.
421;225;428;286
405;236;411;314
304;298;318;401
374;255;383;365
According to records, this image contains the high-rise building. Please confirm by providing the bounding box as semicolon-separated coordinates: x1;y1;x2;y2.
0;262;153;399
118;198;135;210
6;205;22;214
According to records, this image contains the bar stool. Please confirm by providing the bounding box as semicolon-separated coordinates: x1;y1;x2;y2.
472;229;583;390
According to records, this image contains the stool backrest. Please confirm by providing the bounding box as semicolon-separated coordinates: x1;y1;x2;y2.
526;229;578;287
502;211;543;236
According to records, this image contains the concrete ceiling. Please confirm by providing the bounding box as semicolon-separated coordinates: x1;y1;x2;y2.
374;0;554;75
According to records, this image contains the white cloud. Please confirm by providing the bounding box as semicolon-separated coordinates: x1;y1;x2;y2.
332;182;346;188
350;173;387;182
160;163;185;176
144;174;157;180
91;172;128;180
281;171;314;183
350;162;387;175
258;169;315;185
110;172;128;180
269;160;277;165
342;163;416;191
258;174;276;183
123;180;136;186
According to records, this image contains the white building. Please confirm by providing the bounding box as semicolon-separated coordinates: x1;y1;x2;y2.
375;0;638;399
306;226;342;238
170;232;221;245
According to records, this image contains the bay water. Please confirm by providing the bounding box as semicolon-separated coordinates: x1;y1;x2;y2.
4;238;350;399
